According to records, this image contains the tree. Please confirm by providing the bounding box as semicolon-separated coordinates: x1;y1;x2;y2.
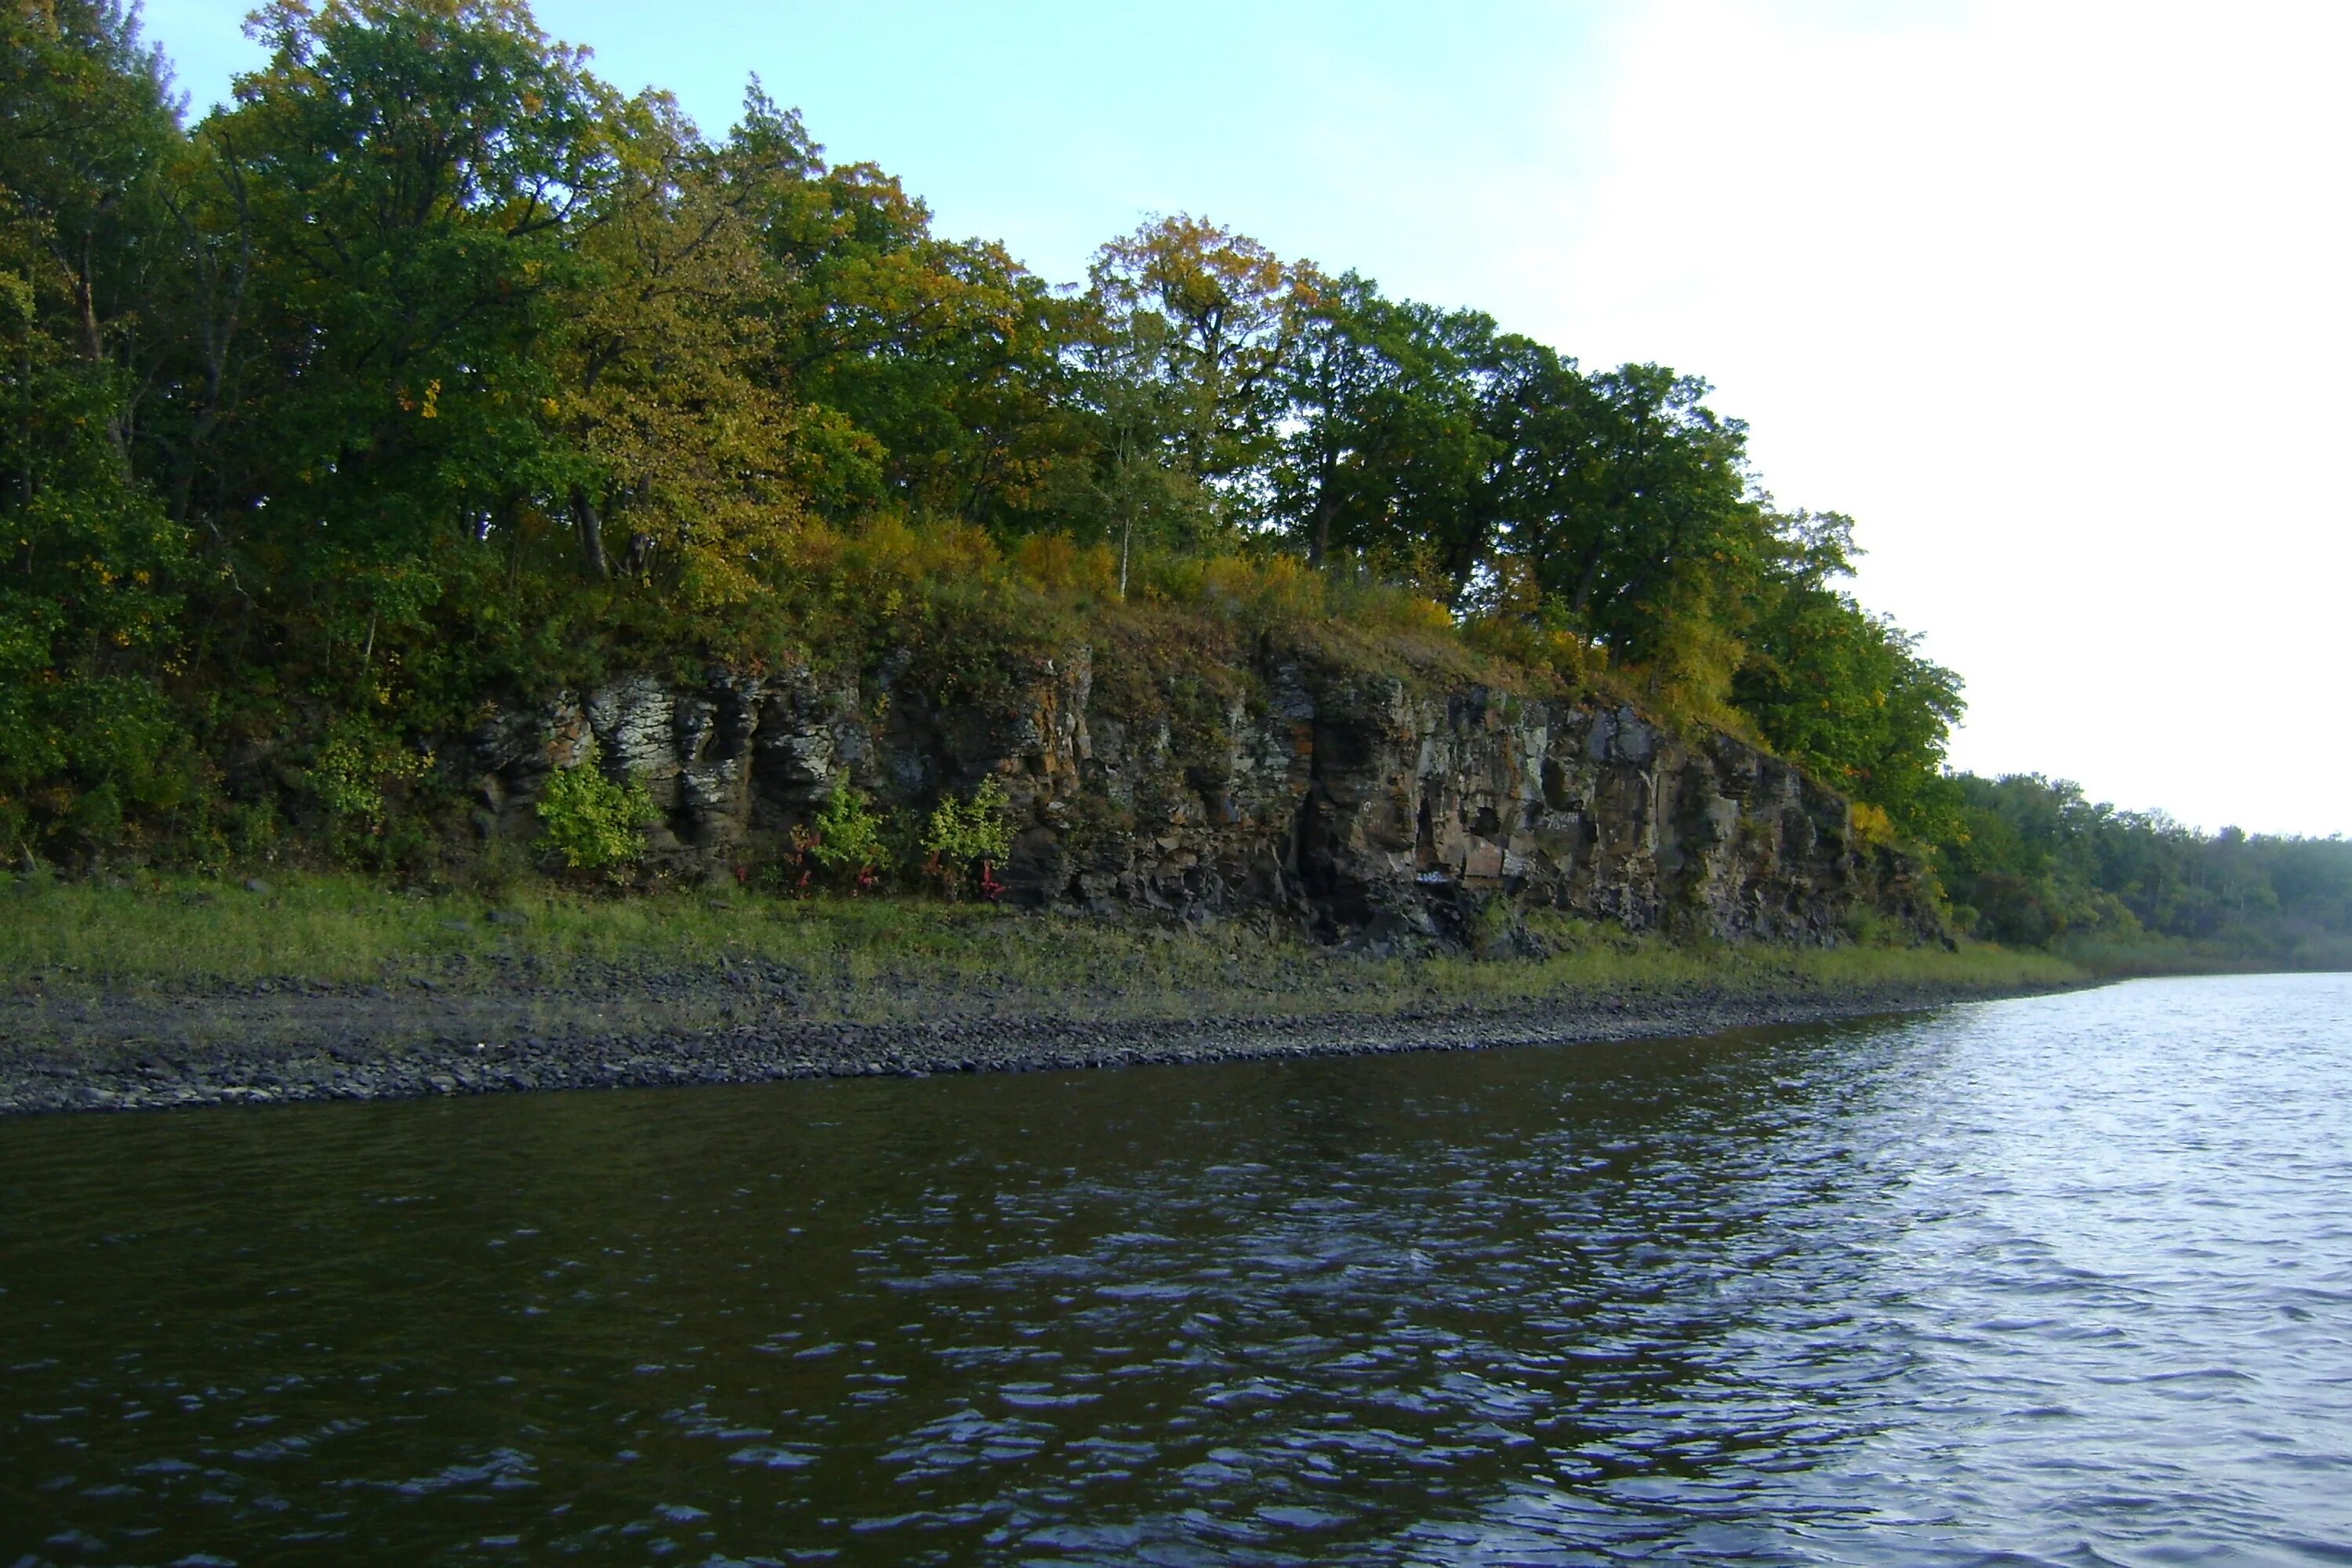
1085;214;1295;499
198;0;621;682
1490;361;1759;662
0;0;182;445
0;0;194;858
1272;270;1501;597
1732;511;1965;839
550;89;797;604
733;82;1089;533
1057;216;1301;589
0;0;2002;879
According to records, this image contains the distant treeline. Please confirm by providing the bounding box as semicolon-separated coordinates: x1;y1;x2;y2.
1933;775;2351;967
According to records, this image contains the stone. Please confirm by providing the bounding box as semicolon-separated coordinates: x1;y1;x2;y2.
452;635;1942;949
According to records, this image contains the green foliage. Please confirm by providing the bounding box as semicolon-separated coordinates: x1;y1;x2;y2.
1730;513;1965;840
0;0;2122;913
743;81;1091;534
1838;902;1906;948
307;720;430;829
1926;772;2352;964
0;0;201;862
535;743;658;871
922;775;1013;899
198;0;619;670
1086;214;1294;495
1272;270;1499;593
793;779;891;890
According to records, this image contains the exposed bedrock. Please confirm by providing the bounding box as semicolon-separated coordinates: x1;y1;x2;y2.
460;640;1944;947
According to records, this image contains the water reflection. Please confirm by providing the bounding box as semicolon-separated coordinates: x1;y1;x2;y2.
3;975;2349;1565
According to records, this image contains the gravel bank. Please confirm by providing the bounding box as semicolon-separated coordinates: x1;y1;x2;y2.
0;978;2087;1115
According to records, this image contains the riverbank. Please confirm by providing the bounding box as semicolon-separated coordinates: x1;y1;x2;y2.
0;875;2089;1115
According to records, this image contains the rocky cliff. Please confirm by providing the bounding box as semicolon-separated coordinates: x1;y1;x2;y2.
461;632;1943;948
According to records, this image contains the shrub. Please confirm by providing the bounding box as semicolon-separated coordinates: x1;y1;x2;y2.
1839;903;1903;947
537;743;659;872
309;720;431;829
792;779;893;891
922;775;1014;899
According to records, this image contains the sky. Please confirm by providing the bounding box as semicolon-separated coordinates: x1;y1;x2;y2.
140;0;2352;836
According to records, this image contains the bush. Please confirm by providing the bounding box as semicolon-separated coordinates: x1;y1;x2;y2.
537;743;659;872
792;780;893;891
922;775;1014;899
308;720;431;829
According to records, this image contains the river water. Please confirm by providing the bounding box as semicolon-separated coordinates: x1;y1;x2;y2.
3;974;2349;1566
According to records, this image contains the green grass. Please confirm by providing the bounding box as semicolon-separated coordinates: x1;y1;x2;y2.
2;871;2088;1022
1420;913;2084;1007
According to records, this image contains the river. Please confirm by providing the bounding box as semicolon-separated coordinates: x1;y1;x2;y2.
4;973;2348;1565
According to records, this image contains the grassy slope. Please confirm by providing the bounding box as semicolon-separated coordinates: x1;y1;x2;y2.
5;873;2085;1028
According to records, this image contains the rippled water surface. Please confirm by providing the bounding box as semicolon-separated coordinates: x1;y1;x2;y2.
5;974;2350;1566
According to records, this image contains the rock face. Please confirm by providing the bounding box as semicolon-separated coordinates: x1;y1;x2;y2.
461;637;1943;946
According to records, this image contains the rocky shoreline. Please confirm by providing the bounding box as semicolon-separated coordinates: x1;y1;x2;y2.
0;977;2089;1116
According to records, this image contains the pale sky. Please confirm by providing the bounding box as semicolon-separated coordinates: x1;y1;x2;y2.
143;0;2352;836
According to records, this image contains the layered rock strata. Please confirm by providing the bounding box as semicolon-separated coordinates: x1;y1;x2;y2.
462;642;1940;946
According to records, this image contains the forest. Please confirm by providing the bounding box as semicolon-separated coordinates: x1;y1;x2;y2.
4;0;2343;960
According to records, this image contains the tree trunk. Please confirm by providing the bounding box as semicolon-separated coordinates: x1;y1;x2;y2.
570;486;610;580
1307;442;1341;569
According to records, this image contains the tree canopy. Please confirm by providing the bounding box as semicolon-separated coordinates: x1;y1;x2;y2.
5;0;2013;887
